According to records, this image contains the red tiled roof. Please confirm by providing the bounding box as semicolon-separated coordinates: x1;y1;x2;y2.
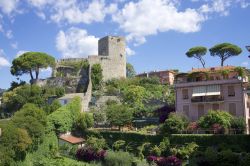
59;135;85;144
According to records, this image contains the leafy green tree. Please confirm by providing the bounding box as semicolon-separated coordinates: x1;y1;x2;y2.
106;103;133;130
74;113;94;133
104;150;133;166
230;117;246;134
160;113;188;134
48;99;61;114
91;63;103;90
93;111;106;124
123;85;147;110
186;46;207;68
209;43;242;66
11;52;55;80
126;63;136;78
11;103;47;149
47;97;81;133
86;136;107;151
198;110;233;129
9;80;26;91
0;124;32;164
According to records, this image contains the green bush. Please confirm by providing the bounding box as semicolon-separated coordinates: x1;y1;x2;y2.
198;110;233;129
47;97;81;133
230;117;246;134
104;151;133;166
160;113;188;134
91;64;103;90
86;136;107;151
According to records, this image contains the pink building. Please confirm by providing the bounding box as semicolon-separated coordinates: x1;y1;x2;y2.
174;66;250;133
137;70;175;85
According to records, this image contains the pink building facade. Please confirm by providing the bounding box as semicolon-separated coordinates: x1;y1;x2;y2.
137;70;175;85
174;66;250;134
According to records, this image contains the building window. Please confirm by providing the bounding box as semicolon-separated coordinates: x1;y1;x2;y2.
212;104;220;110
229;103;236;116
183;105;189;117
198;104;204;118
182;89;189;99
228;86;235;97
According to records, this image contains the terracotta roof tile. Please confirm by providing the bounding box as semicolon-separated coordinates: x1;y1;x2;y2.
59;135;85;144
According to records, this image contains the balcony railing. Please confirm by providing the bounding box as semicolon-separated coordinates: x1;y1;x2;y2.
191;96;224;103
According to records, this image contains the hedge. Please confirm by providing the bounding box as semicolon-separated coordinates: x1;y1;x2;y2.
169;134;250;151
85;130;250;152
47;97;81;133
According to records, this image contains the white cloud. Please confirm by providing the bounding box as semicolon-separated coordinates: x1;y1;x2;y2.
0;0;19;14
16;50;29;57
113;0;205;45
41;67;52;73
0;49;10;67
199;0;232;16
6;30;13;39
241;61;249;67
126;47;135;56
27;0;52;8
36;11;46;20
56;27;99;58
27;0;117;24
11;42;18;49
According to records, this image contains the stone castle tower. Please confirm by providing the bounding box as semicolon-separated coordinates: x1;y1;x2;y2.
89;36;126;81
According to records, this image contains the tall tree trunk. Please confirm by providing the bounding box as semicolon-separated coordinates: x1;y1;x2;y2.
29;70;34;80
35;68;39;80
221;60;224;66
201;60;205;68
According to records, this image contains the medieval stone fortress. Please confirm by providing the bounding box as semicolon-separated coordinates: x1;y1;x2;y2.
34;36;126;112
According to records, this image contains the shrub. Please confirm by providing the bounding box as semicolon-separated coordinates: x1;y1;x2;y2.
74;112;94;133
198;110;233;130
217;150;240;166
104;151;133;166
186;122;199;132
91;64;103;90
147;155;181;166
170;142;198;160
86;136;107;152
47;97;81;133
230;117;246;134
240;153;250;166
160;113;188;134
76;147;106;162
112;140;126;151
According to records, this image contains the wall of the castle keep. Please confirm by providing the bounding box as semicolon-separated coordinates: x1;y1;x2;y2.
53;36;126;82
97;36;126;81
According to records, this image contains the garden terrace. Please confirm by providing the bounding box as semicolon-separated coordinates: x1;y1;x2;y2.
175;66;248;88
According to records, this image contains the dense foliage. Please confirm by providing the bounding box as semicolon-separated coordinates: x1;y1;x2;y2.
198;110;233;132
91;64;103;90
74;112;94;134
47;97;81;133
105;103;133;130
186;46;207;68
160;113;188;134
104;151;133;166
126;63;136;78
11;52;55;80
209;43;242;66
11;103;47;149
2;84;64;113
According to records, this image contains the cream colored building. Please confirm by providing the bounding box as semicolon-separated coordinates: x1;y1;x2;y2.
174;66;249;133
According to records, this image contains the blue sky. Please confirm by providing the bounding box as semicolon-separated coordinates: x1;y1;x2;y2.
0;0;250;89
